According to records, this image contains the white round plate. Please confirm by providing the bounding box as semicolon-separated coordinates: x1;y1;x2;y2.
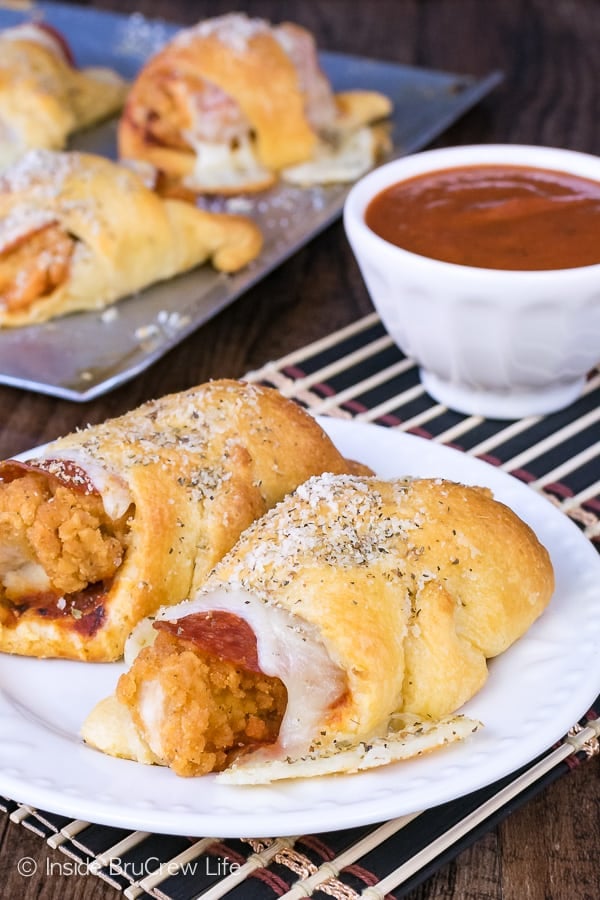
0;419;598;837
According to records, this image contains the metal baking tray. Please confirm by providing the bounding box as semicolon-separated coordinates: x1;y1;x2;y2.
0;1;502;401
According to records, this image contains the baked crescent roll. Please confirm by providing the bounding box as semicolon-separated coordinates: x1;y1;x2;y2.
82;474;554;781
0;149;262;327
0;23;127;170
118;13;392;195
0;380;367;661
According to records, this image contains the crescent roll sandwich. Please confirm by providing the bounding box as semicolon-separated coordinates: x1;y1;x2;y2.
0;23;126;170
118;12;392;195
0;380;368;661
0;149;262;327
82;474;554;781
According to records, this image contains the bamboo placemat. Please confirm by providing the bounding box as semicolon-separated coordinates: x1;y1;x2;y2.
2;312;599;899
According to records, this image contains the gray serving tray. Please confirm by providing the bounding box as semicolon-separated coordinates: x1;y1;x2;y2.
0;1;502;400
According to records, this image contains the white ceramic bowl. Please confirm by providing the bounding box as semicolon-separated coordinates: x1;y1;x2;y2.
343;144;600;419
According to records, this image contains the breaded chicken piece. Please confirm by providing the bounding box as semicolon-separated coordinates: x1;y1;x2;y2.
0;223;74;312
117;629;287;776
0;470;130;608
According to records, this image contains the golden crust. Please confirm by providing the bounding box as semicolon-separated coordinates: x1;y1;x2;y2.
83;473;554;777
196;476;553;741
0;380;365;660
118;14;392;195
0;149;262;326
0;28;126;169
81;695;161;765
119;28;315;173
334;91;394;132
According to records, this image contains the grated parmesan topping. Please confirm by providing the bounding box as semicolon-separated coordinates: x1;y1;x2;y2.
0;208;57;253
37;382;279;506
113;12;170;60
29;458;95;493
0;149;78;195
0;150;144;215
175;13;272;53
202;473;426;604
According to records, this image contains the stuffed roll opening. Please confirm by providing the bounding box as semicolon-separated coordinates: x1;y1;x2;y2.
116;590;348;776
0;460;133;635
0;213;75;313
131;73;251;155
118;13;357;194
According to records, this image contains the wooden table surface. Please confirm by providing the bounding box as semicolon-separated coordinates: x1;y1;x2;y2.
1;1;599;898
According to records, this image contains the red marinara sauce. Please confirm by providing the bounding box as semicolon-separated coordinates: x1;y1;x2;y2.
364;164;600;271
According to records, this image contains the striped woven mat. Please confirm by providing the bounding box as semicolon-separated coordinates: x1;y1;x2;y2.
2;312;599;899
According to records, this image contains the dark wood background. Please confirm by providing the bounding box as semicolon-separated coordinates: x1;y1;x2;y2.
1;1;598;898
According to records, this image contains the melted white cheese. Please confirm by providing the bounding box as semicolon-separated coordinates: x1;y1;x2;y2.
152;589;347;759
219;714;482;783
37;448;132;520
182;126;377;191
124;616;158;667
1;561;51;597
282;127;376;186
137;680;167;760
182;134;272;191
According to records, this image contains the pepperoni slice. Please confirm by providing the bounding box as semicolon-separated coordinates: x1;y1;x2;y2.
154;611;262;673
0;458;98;495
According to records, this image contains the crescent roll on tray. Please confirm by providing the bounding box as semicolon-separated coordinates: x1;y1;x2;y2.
0;149;262;327
82;474;554;782
0;23;126;170
0;380;367;661
118;12;392;195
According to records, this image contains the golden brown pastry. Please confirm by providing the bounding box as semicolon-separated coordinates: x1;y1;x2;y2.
0;380;367;661
118;12;392;195
0;23;127;170
82;474;554;781
0;149;262;327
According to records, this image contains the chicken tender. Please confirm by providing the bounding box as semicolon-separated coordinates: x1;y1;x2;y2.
83;474;554;782
0;223;74;312
0;468;130;621
0;379;369;660
117;628;287;776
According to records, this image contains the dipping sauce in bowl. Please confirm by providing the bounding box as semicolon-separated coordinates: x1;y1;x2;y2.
343;144;600;418
365;164;600;270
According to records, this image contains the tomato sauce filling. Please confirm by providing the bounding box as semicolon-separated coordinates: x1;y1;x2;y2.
0;222;75;313
6;580;109;636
